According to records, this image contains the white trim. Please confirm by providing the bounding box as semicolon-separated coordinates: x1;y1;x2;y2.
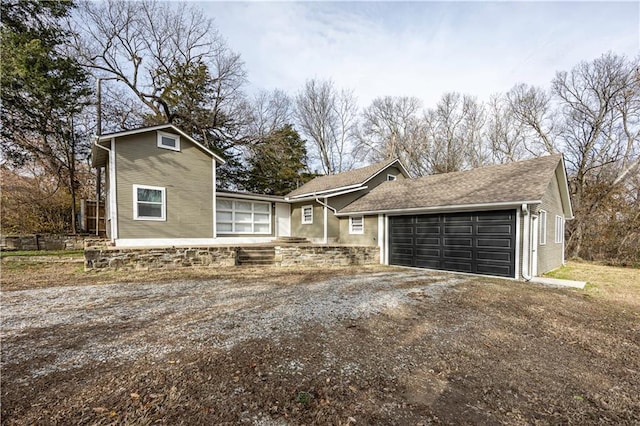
336;200;541;217
387;174;397;181
384;215;389;265
558;156;574;219
301;205;313;224
378;214;384;265
362;159;411;183
109;138;118;240
323;198;328;244
514;208;520;279
97;124;226;164
539;210;547;245
133;184;166;221
156;131;180;151
349;216;364;234
115;237;277;248
522;205;531;280
287;184;365;200
217;192;285;203
531;215;539;277
555;215;564;244
216;198;272;235
212;158;217;238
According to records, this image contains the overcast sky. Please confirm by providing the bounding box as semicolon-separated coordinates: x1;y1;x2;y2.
202;1;639;108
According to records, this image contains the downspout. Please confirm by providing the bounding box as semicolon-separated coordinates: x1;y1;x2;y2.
315;197;336;245
95;141;117;241
521;203;532;281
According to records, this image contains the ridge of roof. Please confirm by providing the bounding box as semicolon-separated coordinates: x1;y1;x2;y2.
286;158;403;198
338;154;564;214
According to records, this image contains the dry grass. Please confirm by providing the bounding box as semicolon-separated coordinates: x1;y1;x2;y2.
2;259;639;425
0;258;394;292
545;260;640;307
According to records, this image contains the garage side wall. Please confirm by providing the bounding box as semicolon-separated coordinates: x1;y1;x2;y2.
537;172;565;274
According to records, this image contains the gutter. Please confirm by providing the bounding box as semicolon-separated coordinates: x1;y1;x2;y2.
335;200;541;217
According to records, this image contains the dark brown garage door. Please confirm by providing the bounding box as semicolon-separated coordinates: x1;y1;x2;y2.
388;210;516;278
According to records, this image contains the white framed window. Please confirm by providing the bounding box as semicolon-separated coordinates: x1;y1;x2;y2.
387;174;397;181
157;131;180;151
301;205;313;224
133;184;166;221
216;198;271;234
555;215;564;244
349;216;364;234
539;210;547;245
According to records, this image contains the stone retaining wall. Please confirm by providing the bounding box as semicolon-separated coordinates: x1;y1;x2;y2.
1;234;91;251
84;247;236;271
84;245;380;271
275;245;379;267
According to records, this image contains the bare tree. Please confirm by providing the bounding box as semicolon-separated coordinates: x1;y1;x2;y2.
506;84;558;155
485;93;528;164
423;93;487;173
72;0;246;130
248;89;294;139
357;96;427;176
294;79;358;174
550;52;640;257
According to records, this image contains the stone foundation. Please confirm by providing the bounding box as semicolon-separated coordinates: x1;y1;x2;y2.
276;245;379;267
84;245;380;271
1;234;92;251
84;247;236;271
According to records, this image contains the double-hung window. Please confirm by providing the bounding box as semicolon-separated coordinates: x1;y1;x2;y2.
301;205;313;224
349;216;364;234
133;185;166;221
157;131;180;151
555;216;564;244
539;210;547;245
216;199;271;234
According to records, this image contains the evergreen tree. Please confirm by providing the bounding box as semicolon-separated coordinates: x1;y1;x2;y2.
1;0;91;232
243;125;313;195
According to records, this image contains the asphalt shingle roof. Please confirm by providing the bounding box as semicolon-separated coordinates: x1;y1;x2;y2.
287;158;401;198
339;154;563;214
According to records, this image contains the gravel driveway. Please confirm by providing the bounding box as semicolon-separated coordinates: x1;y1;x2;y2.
2;269;465;380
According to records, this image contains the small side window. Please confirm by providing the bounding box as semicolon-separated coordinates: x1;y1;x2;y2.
157;131;181;151
301;205;313;224
555;216;564;244
539;210;547;245
349;216;364;234
387;174;397;181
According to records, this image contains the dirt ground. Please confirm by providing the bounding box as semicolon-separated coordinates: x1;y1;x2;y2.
1;261;639;425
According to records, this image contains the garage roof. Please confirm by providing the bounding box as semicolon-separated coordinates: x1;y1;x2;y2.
338;154;572;217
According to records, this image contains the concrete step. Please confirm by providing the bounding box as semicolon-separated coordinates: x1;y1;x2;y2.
236;247;276;266
273;237;309;244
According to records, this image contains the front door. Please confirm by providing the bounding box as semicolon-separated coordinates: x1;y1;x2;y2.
275;203;291;237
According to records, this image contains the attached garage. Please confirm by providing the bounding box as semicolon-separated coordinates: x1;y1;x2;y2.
388;210;516;278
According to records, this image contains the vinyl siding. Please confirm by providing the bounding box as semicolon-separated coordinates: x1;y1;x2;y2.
536;166;565;274
290;201;324;240
115;131;213;239
337;215;378;246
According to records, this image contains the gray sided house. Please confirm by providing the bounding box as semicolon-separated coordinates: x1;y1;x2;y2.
91;124;572;280
91;124;291;247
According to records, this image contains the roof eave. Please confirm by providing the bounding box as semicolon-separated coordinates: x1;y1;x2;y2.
336;200;541;217
97;124;226;164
